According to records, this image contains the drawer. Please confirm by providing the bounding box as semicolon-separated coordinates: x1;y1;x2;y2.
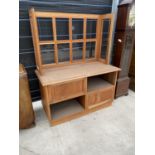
87;87;114;108
49;79;86;103
98;87;114;103
87;92;98;106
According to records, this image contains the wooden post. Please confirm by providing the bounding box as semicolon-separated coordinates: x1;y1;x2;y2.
69;18;73;63
105;14;114;64
83;18;87;62
96;16;103;60
52;17;58;64
29;8;43;74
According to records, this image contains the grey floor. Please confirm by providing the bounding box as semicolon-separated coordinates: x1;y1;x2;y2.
19;90;135;155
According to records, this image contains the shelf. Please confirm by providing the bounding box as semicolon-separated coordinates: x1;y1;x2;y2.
87;77;113;92
50;99;84;120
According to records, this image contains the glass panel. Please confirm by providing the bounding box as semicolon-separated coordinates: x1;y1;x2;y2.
72;43;83;60
56;18;69;40
40;45;55;64
86;42;95;58
37;18;53;41
57;43;70;62
86;19;97;39
101;19;110;59
72;19;83;39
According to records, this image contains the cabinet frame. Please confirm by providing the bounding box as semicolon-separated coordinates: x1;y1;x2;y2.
29;9;120;126
39;70;119;126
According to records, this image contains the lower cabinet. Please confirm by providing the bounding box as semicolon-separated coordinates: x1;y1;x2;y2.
40;72;117;126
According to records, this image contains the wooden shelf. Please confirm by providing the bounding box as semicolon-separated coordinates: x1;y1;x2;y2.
88;77;113;92
51;99;84;120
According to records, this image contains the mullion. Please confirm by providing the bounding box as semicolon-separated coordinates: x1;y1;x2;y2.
69;18;73;63
52;17;58;64
83;18;87;61
105;20;111;63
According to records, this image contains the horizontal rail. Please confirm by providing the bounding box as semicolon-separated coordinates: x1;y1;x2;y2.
39;39;96;45
35;11;100;19
19;33;109;39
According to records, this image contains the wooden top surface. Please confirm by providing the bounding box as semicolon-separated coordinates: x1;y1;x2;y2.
36;62;121;86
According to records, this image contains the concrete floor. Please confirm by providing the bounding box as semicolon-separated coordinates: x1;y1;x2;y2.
19;90;135;155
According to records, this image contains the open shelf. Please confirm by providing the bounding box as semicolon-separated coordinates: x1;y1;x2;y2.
50;98;85;120
87;72;117;93
87;76;113;92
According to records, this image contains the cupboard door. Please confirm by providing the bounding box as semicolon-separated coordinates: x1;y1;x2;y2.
87;87;114;108
87;92;98;106
98;87;114;103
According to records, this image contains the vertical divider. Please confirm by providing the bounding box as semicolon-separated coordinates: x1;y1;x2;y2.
44;86;52;122
29;8;43;74
69;18;73;63
52;17;58;64
83;18;87;62
106;15;114;64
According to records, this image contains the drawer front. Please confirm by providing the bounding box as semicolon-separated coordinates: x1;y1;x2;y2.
87;92;98;106
98;87;114;103
52;79;85;103
87;87;114;108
